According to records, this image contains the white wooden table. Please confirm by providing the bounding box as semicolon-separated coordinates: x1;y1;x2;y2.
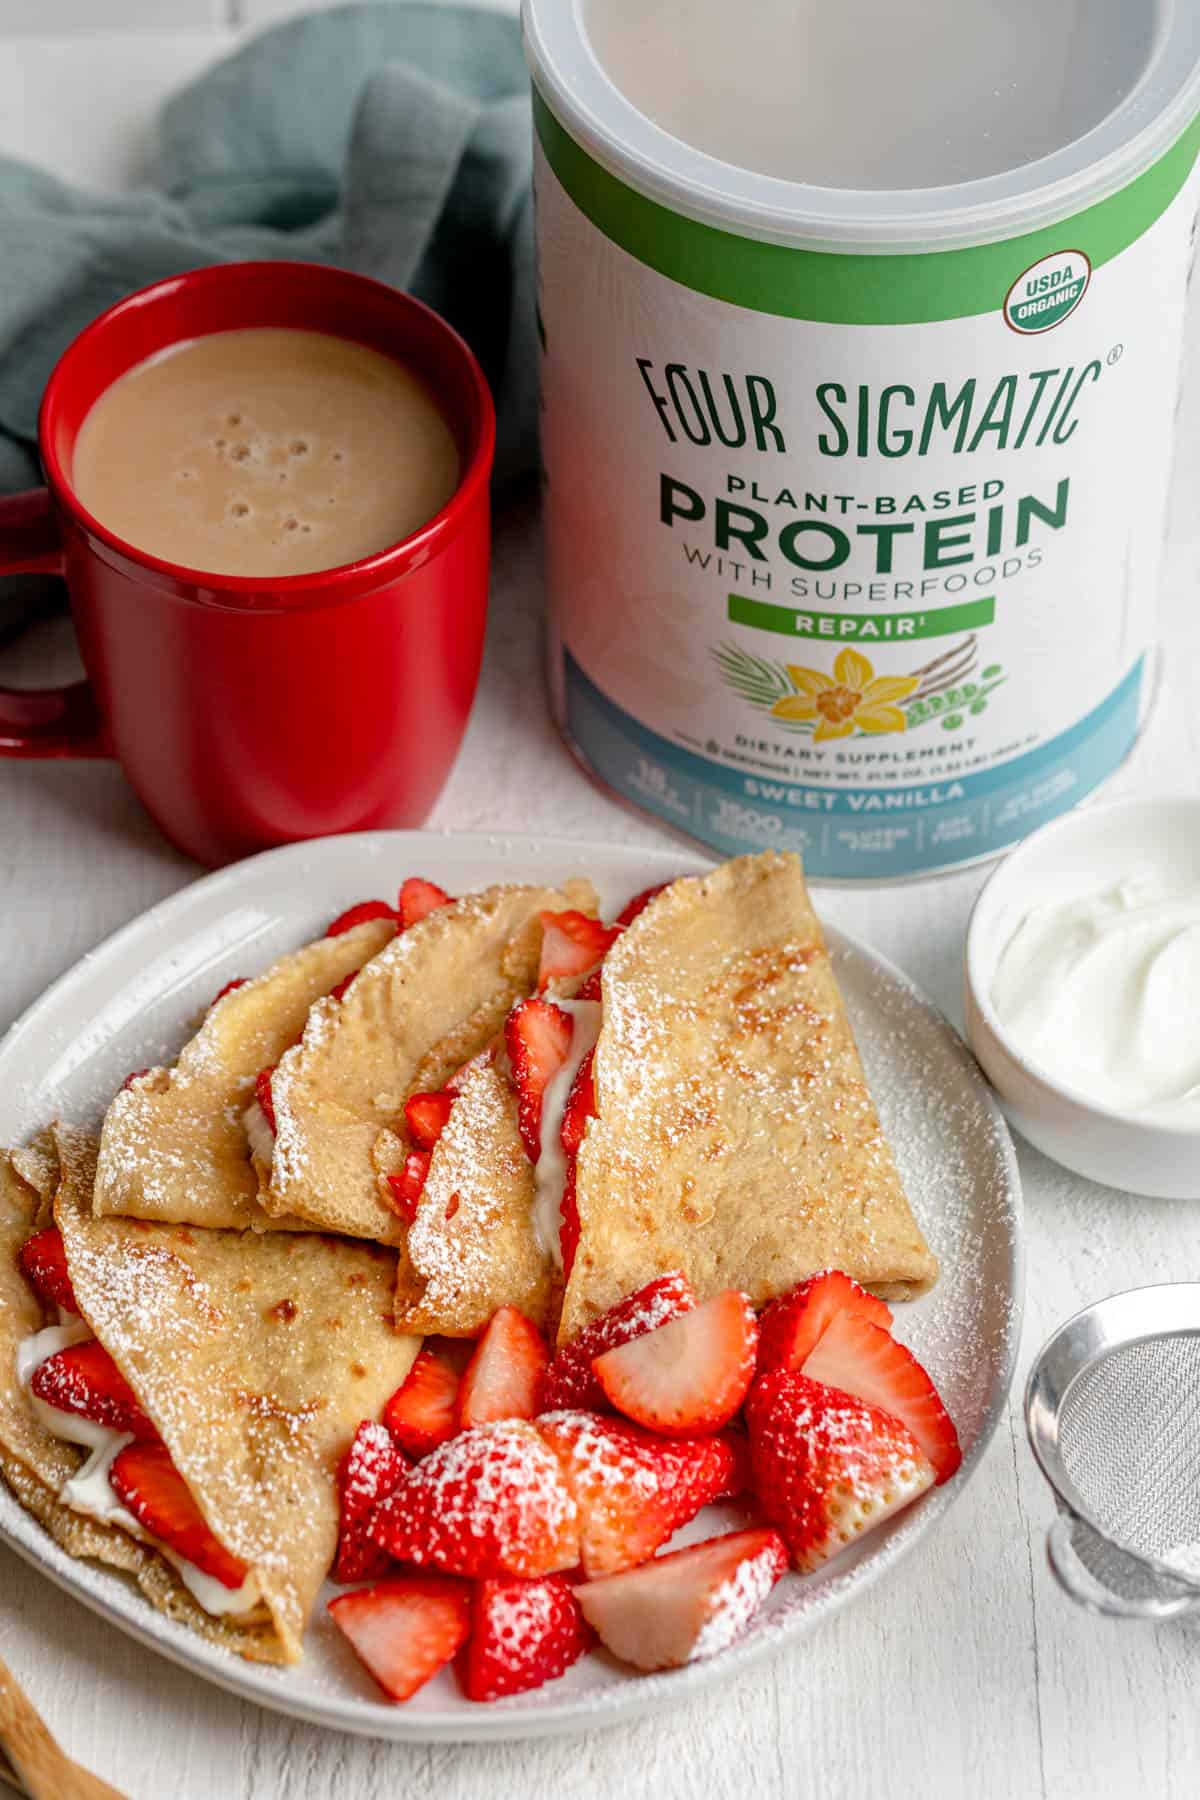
2;7;1200;1796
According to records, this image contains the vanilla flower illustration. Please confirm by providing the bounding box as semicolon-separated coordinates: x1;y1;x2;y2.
769;648;920;741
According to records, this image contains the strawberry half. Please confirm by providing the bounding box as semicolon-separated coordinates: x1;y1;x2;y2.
458;1306;548;1430
614;882;672;927
559;1163;582;1285
801;1312;962;1484
504;998;573;1164
557;1046;598;1279
593;1289;758;1437
334;1421;408;1584
538;1271;697;1413
31;1340;158;1441
398;877;451;930
536;1409;732;1579
537;910;621;990
577;1528;787;1672
369;1420;579;1580
384;1154;431;1225
254;1066;277;1135
382;1347;461;1458
110;1441;249;1588
746;1368;935;1572
573;968;603;1002
326;898;398;936
757;1270;893;1376
17;1227;78;1315
404;1090;456;1152
559;1047;596;1158
461;1574;590;1702
328;1576;470;1703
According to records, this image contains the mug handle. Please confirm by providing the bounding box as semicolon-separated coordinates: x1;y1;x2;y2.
0;489;111;758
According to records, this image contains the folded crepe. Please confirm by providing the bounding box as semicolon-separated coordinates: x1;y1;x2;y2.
2;1128;419;1665
559;852;937;1337
395;1054;553;1335
94;916;397;1232
260;880;595;1249
400;852;937;1343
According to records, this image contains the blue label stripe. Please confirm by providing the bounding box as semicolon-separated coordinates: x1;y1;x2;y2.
563;652;1144;878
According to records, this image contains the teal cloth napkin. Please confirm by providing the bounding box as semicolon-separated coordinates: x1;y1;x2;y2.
0;1;536;496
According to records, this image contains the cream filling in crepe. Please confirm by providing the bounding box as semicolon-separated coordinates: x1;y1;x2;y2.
531;998;602;1267
243;1099;276;1171
17;1324;263;1618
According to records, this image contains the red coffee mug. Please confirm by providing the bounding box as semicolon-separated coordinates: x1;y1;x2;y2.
0;261;495;866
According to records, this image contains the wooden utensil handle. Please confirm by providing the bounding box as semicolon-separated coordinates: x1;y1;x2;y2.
0;1658;126;1800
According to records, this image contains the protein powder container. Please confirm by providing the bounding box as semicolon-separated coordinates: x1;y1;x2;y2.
525;0;1200;878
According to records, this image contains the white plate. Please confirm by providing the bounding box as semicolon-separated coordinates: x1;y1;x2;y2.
0;831;1022;1742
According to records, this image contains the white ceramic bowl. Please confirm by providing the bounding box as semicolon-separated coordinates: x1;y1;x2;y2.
964;794;1200;1198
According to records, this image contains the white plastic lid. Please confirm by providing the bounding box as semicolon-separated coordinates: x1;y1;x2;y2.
524;0;1200;251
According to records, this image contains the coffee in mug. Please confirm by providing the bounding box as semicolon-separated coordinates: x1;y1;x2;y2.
72;327;460;578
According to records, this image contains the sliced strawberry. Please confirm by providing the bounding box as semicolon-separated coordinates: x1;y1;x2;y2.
382;1347;460;1458
17;1227;78;1315
404;1090;456;1152
757;1270;893;1376
31;1340;158;1441
537;910;621;990
538;1272;697;1413
557;1047;599;1280
334;1421;409;1584
326;898;397;936
397;877;452;930
573;968;603;1002
329;1576;470;1703
504;998;573;1163
385;1154;431;1224
593;1289;757;1437
536;1409;730;1578
666;1430;743;1526
714;1428;752;1502
559;1162;582;1283
329;971;357;1004
458;1306;548;1430
461;1574;590;1702
109;1440;248;1587
369;1420;579;1580
210;977;247;1006
614;882;672;927
120;1068;151;1093
746;1368;935;1571
801;1312;962;1484
254;1066;276;1135
559;1047;596;1158
577;1527;786;1672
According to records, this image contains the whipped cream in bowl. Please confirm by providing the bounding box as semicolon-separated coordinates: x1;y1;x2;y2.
965;795;1200;1198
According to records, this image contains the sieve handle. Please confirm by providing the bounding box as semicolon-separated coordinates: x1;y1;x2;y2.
1046;1514;1199;1621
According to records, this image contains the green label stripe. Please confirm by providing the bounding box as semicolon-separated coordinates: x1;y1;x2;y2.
534;88;1200;325
728;593;995;641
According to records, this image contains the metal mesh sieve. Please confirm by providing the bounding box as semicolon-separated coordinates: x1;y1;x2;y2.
1026;1287;1200;1619
1058;1335;1200;1563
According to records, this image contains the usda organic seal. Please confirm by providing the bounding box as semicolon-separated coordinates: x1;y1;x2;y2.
1004;251;1092;334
